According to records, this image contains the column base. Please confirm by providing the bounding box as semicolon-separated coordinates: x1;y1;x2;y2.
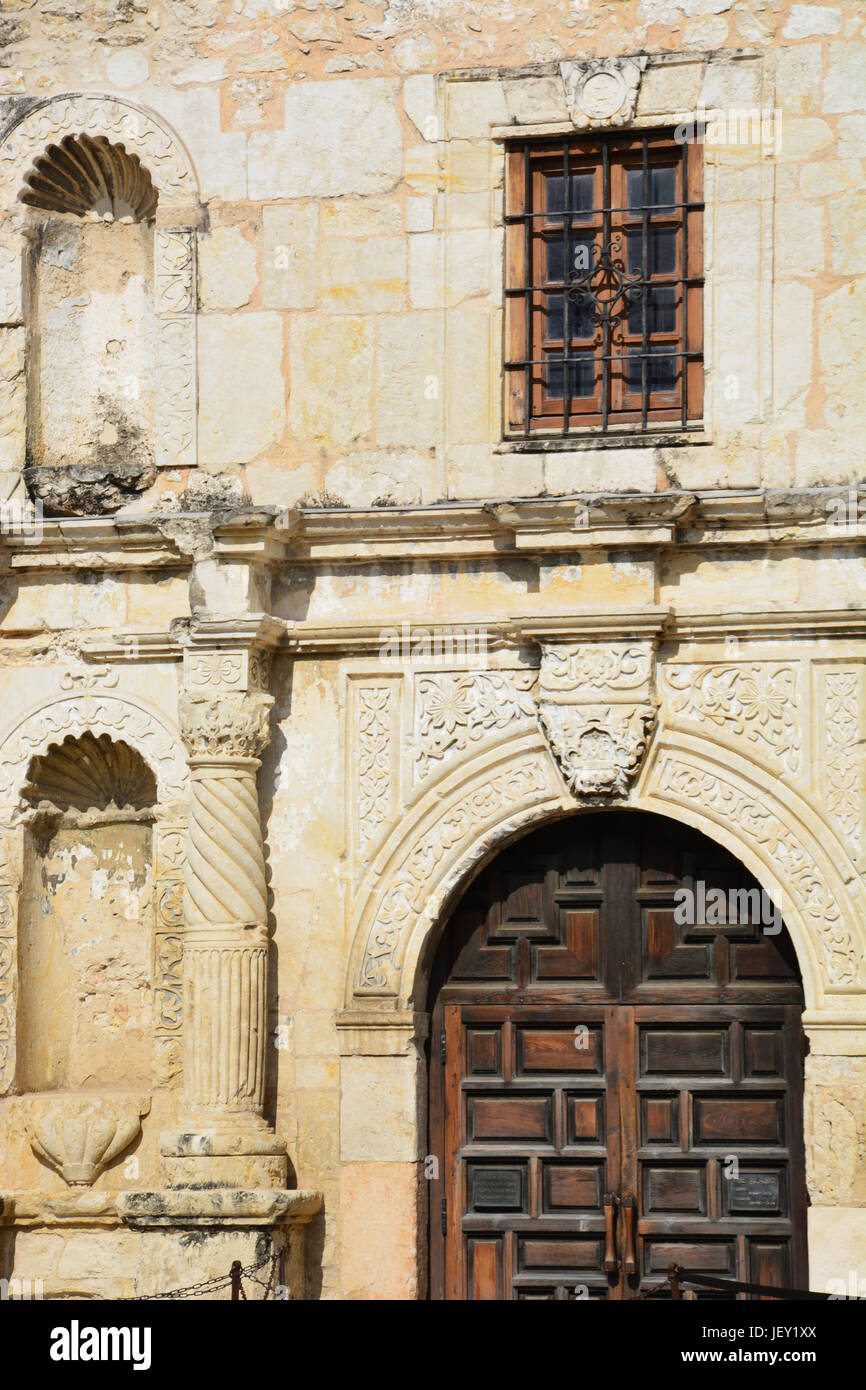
160;1122;289;1188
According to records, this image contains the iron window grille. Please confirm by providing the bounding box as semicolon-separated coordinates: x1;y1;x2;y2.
504;130;704;436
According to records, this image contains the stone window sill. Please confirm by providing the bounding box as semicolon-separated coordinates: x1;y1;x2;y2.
495;426;710;453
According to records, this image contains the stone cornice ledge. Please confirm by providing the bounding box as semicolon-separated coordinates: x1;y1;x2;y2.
2;488;862;575
117;1189;323;1229
0;1188;323;1228
80;603;866;665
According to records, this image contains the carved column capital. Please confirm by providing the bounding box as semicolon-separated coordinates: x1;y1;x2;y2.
179;692;273;761
536;639;658;802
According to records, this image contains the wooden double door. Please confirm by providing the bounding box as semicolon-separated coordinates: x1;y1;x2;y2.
428;812;807;1300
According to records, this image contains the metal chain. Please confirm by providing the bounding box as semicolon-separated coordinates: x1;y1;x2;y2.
112;1252;274;1302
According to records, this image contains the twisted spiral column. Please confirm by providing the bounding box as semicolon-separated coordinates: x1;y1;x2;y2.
179;694;272;1120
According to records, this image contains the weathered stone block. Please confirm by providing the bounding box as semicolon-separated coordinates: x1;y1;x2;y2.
249;79;402;199
406;196;434;233
829;195;866;276
774;280;813;428
775;200;825;278
262;203;319;310
199;226;259;312
446;304;492;445
199;313;286;465
409;233;444;310
824;46;866;114
403;73;438;140
320;198;402;237
375;312;441;448
288;315;374;445
446;79;508;139
321;235;406;313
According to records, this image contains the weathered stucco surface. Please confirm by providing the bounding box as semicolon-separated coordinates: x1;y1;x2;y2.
0;0;864;1300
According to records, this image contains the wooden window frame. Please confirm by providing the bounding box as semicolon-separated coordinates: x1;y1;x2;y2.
504;129;704;437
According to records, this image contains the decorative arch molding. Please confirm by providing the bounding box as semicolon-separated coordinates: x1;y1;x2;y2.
0;690;188;807
0;94;197;212
346;732;570;1008
345;726;866;1018
0;93;200;475
641;729;866;1010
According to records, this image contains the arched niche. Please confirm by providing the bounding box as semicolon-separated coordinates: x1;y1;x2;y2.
0;94;200;506
22;134;159;494
17;732;157;1092
0;690;188;1098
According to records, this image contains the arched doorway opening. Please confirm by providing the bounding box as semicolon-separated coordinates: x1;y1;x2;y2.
427;809;807;1300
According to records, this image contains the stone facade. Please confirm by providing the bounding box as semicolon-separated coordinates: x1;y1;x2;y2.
0;0;864;1300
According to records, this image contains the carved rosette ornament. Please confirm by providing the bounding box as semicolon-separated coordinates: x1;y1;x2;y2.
536;641;658;801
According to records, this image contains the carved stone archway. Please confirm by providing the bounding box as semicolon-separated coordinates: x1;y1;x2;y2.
0;93;201;478
345;728;866;1020
339;723;866;1299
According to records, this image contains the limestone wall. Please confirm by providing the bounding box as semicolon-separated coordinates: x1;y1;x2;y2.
0;0;863;1302
0;3;861;510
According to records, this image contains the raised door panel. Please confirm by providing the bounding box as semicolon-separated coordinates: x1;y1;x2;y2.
631;1006;807;1299
441;1004;620;1301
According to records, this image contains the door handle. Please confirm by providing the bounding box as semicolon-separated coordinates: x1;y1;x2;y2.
603;1192;618;1274
622;1193;638;1275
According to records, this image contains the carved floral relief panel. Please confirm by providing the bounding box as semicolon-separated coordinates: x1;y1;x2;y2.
660;662;802;777
413;670;536;784
815;664;865;865
350;675;402;871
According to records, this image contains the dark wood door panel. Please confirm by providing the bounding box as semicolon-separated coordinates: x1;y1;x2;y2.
429;812;803;1007
428;813;808;1301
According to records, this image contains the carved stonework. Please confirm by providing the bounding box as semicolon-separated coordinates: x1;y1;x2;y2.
0;96;195;209
560;56;648;129
0;325;25;471
21;133;158;221
657;756;861;989
152;821;186;1084
183;649;271;695
0;830;19;1094
0;95;199;479
155;231;197;468
27;1094;151;1185
0;693;188;804
804;1056;866;1205
177;679;276;1136
536;642;657;800
21;732;157;813
358;685;394;852
182;932;268;1114
179;693;273;760
415;672;536;781
360;757;554;991
662;663;801;777
155;229;195;314
822;668;864;858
